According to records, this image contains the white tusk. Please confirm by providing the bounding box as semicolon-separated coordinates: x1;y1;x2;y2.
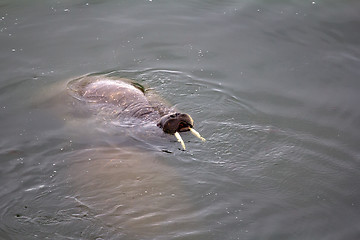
174;132;186;150
190;128;206;142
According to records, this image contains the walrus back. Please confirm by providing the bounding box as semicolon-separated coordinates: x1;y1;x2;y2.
67;75;161;121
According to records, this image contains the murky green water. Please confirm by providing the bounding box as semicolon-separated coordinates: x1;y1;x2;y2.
1;0;360;239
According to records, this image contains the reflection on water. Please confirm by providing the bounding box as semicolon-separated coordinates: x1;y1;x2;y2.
1;0;360;239
66;147;203;239
4;147;203;239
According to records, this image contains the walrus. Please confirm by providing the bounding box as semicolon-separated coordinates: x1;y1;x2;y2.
67;75;205;149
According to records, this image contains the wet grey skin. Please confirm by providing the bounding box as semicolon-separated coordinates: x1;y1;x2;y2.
67;75;205;149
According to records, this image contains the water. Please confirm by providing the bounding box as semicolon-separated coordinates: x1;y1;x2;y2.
1;0;360;239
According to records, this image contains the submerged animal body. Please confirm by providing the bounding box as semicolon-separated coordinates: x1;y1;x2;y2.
67;75;205;149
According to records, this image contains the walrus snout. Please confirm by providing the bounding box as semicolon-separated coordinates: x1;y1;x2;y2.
157;113;194;134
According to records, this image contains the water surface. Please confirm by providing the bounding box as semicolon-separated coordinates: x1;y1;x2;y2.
1;0;360;239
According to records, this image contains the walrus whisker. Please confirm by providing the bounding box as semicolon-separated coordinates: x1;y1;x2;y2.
190;128;206;142
174;132;186;150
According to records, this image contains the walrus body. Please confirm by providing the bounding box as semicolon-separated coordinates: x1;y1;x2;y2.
67;75;205;149
67;76;168;121
48;74;206;238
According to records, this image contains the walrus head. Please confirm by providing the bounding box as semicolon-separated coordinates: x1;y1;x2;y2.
157;112;205;150
157;113;193;134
